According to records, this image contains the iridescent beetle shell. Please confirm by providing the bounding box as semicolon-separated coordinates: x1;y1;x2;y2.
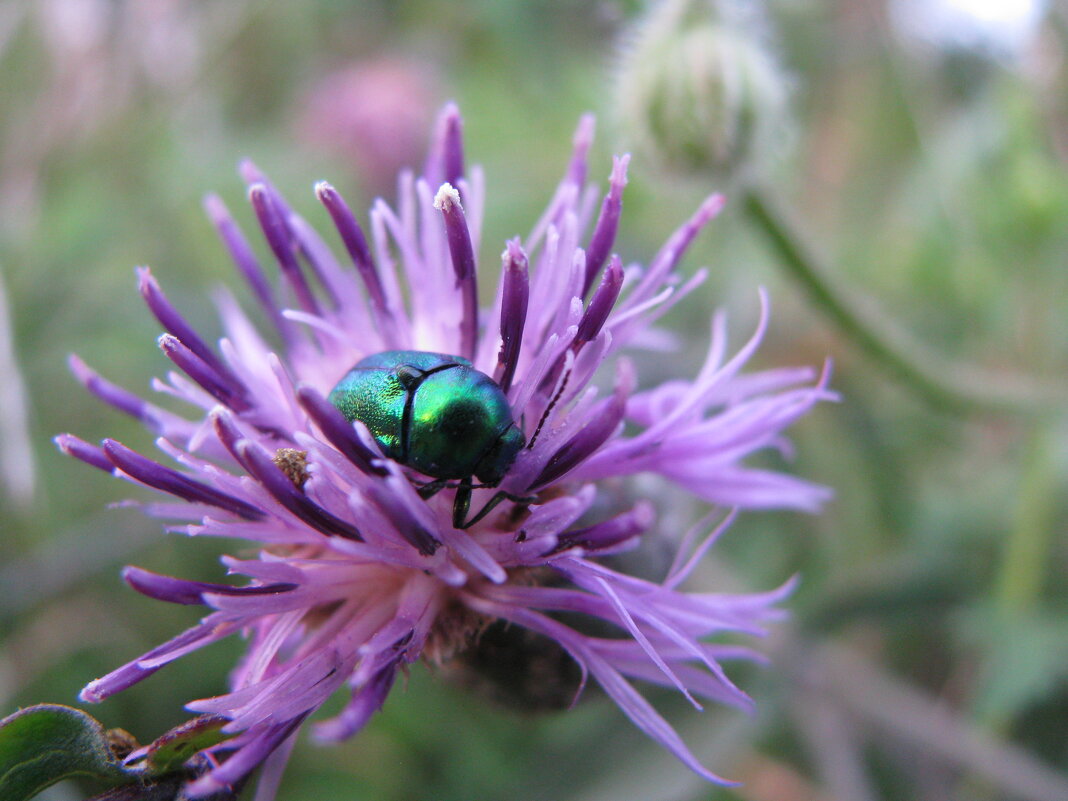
327;350;525;484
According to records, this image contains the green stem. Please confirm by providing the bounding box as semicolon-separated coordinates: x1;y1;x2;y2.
741;185;1066;415
995;423;1057;613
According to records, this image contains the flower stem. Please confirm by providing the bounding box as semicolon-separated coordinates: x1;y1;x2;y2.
741;185;1066;415
995;423;1057;613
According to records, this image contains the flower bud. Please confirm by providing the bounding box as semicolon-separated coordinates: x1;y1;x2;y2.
614;0;790;184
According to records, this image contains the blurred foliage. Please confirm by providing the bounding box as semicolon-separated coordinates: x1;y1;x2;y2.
1;1;1067;800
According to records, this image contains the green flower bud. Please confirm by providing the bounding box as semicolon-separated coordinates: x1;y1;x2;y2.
614;0;790;184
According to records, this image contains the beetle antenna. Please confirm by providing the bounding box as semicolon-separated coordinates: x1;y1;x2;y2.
527;366;571;450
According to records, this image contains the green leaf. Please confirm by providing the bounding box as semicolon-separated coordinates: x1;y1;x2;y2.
0;704;138;801
145;715;230;775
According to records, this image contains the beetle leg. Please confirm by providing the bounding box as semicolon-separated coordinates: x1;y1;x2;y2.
452;480;474;529
458;492;507;529
456;488;537;529
467;483;537;506
417;478;451;500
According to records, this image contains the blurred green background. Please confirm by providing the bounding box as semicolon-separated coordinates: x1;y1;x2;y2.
1;1;1067;799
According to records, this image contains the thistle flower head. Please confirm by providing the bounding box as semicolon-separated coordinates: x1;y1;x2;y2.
59;103;833;798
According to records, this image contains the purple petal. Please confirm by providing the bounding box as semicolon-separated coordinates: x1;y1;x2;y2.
565;113;596;187
122;565;297;606
283;213;348;311
666;465;833;512
435;525;507;584
529;388;625;490
69;355;191;438
238;439;363;541
610;657;754;712
54;433;113;472
425;102;464;189
249;725;299;801
494;239;529;394
315;182;388;318
137;268;231;378
158;334;250;412
68;354;148;421
361;477;442;556
434;183;478;360
295;385;382;475
594;574;701;709
313;662;398;742
209;409;253;473
80;618;233;702
102;439;264;520
248;183;320;315
186;715;308;799
665;510;737;589
582;155;629;296
156;333;248;410
203;193;293;344
575;255;623;349
549;502;654;556
629;193;725;307
466;599;736;785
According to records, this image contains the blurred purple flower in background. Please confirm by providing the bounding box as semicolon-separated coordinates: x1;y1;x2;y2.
295;58;439;195
58;104;833;798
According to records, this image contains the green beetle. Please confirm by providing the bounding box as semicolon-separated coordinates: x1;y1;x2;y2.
328;350;528;528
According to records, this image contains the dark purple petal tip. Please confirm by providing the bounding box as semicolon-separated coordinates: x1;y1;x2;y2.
550;502;654;555
55;433;114;472
123;565;298;606
426;102;465;189
566;113;596;186
137;267;228;376
434;183;478;359
582;154;629;296
315;181;387;313
249;182;320;315
102;438;264;520
158;334;250;412
575;255;623;348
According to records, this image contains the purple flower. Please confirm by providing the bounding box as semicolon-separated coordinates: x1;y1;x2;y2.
58;104;834;798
